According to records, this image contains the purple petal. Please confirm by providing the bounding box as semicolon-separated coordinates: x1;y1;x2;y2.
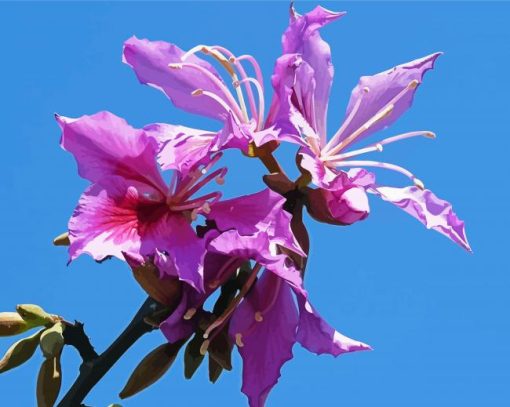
282;5;345;139
56;111;167;193
371;185;471;251
123;36;233;121
208;189;304;255
295;295;372;356
144;122;215;174
207;230;305;295
229;272;298;407
160;290;195;343
266;54;317;146
333;53;442;146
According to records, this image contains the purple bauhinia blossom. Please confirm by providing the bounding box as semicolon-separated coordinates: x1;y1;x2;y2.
56;111;231;291
158;189;370;407
267;5;471;251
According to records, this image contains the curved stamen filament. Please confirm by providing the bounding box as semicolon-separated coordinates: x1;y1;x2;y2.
329;159;425;189
234;77;265;130
377;130;436;146
169;62;244;121
213;46;261;123
173;153;223;198
169;191;222;212
191;88;243;120
232;54;264;94
180;168;227;201
323;87;367;154
327;80;421;156
181;45;250;122
324;143;384;162
202;263;262;340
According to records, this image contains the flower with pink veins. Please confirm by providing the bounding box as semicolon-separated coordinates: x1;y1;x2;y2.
56;111;228;291
268;5;471;251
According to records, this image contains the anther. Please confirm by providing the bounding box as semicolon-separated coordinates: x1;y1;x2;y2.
375;143;383;152
183;308;197;321
168;63;183;70
413;178;425;190
362;86;370;93
408;79;420;89
425;131;436;139
199;339;210;355
201;202;211;214
235;333;244;347
191;89;204;96
215;176;225;185
254;312;264;322
228;56;236;63
208;279;220;289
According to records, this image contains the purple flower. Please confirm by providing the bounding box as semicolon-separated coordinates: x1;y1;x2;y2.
56;111;229;291
159;189;370;407
268;5;471;251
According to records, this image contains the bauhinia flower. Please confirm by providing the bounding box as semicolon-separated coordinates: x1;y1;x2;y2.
158;189;370;407
56;111;230;291
267;5;471;251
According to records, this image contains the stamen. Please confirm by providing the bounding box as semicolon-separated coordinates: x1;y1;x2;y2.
213;46;262;122
254;312;264;322
234;77;265;130
179;168;228;202
327;104;394;157
169;62;244;121
180;44;210;61
169;192;222;212
323;86;368;153
183;308;197;320
330;159;424;187
173;153;224;198
377;130;436;146
202;263;262;340
235;333;244;347
323;144;383;162
326;80;421;156
231;54;265;94
199;339;210;355
191;88;240;118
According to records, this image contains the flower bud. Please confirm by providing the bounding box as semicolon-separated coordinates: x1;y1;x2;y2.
0;312;31;337
39;322;65;359
306;186;370;226
0;329;44;373
16;304;56;326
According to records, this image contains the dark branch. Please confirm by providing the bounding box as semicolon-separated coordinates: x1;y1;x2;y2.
57;297;170;407
63;321;98;363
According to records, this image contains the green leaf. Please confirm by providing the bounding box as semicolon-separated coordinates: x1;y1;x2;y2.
0;329;44;374
119;340;185;399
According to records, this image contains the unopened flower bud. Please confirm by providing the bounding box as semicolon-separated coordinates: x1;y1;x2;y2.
39;322;65;358
16;304;56;326
0;312;31;337
306;186;370;226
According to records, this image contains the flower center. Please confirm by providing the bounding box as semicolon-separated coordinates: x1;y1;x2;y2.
166;153;227;219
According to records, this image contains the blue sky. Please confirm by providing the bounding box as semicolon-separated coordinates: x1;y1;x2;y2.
0;1;509;406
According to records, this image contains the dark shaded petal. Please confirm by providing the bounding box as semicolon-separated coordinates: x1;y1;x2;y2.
229;272;298;407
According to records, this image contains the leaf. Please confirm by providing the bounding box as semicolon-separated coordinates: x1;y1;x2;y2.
36;354;62;407
119;340;185;399
208;355;223;383
0;312;31;337
184;333;205;379
0;329;44;374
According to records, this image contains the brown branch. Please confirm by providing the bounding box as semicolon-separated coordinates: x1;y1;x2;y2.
57;297;172;407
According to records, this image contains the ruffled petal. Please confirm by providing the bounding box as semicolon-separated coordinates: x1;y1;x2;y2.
371;185;471;251
295;295;372;356
57;111;167;193
208;188;304;256
123;36;234;121
333;53;442;147
229;272;298;407
282;5;345;140
207;230;305;295
144;122;215;174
